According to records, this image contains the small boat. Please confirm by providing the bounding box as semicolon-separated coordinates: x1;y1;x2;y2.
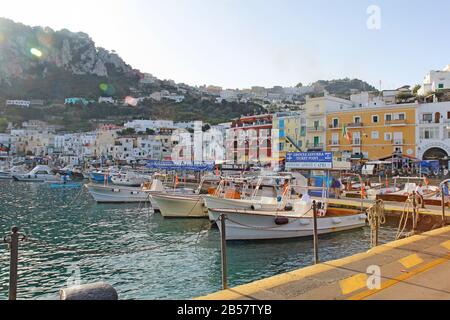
111;172;150;187
89;170;113;183
376;177;440;205
0;165;27;180
203;174;304;214
150;175;221;218
208;198;367;241
12;165;59;182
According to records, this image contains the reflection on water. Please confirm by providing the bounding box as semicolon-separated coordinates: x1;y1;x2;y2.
0;180;397;300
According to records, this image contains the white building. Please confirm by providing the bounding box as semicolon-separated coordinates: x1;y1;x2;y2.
124;120;175;133
416;101;450;164
6;100;31;108
98;97;116;104
418;65;450;96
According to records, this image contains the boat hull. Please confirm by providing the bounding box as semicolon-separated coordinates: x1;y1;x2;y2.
209;209;367;241
86;184;153;204
151;194;207;218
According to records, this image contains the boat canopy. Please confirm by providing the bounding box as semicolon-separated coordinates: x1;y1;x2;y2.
146;160;215;172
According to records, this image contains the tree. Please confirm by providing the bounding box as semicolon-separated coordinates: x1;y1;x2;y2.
0;118;8;133
412;84;422;95
118;128;136;136
295;82;303;88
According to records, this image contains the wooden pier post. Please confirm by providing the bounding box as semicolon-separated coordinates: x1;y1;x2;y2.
442;187;447;227
312;201;319;265
219;214;228;290
3;226;25;300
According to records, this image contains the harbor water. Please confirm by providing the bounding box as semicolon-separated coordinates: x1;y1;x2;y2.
0;180;397;300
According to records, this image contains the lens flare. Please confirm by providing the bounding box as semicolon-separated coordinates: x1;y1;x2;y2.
125;96;138;107
30;48;43;58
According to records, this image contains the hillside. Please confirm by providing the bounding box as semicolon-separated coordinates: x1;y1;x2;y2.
310;78;378;98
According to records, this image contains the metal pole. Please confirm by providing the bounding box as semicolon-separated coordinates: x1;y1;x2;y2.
220;214;228;290
442;186;447;227
8;227;20;301
312;201;319;265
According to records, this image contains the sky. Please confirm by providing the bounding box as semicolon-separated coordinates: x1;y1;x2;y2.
1;0;449;89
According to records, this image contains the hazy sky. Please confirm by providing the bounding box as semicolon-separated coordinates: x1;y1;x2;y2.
1;0;449;89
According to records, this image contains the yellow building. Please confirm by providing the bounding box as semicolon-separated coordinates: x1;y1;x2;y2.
272;112;306;159
326;102;417;160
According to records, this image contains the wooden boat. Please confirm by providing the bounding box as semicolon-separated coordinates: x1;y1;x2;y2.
376;177;440;205
150;175;221;218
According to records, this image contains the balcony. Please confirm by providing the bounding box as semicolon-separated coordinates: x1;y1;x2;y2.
328;140;341;146
307;126;325;133
329;124;341;130
306;143;324;150
347;122;364;128
386;119;407;126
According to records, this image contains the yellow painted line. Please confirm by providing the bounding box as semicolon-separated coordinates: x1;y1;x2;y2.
339;274;368;295
399;254;424;269
196;226;450;300
347;253;450;300
442;240;450;250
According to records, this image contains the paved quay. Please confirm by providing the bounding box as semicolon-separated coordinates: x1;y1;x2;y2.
197;226;450;300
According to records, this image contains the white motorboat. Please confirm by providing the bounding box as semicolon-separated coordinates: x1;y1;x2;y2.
12;165;59;182
86;179;166;204
203;173;308;221
0;165;27;180
209;198;367;241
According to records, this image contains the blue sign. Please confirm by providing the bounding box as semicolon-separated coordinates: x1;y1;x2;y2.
146;161;215;172
286;152;333;169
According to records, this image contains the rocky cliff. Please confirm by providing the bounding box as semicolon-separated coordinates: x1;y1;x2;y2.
0;18;139;98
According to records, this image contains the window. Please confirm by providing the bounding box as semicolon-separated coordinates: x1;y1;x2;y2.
395;113;406;121
354;116;361;124
385;114;392;122
438;83;445;89
447;112;450;120
422;114;433;122
332;118;339;128
372;115;379;123
371;131;379;139
420;128;440;140
384;133;392;141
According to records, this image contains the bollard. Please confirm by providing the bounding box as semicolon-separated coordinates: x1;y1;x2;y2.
219;214;228;290
60;282;118;300
312;201;319;265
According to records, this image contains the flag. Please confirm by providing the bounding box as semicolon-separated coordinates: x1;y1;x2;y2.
175;175;179;187
342;125;352;142
216;165;220;177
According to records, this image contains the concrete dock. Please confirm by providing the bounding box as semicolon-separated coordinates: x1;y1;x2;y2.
197;226;450;300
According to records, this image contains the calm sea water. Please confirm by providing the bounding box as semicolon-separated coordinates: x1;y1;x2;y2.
0;180;397;300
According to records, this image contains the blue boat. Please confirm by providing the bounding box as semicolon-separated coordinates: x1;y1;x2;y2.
89;171;112;183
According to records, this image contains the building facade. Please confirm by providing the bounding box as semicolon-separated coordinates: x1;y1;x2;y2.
326;103;417;160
